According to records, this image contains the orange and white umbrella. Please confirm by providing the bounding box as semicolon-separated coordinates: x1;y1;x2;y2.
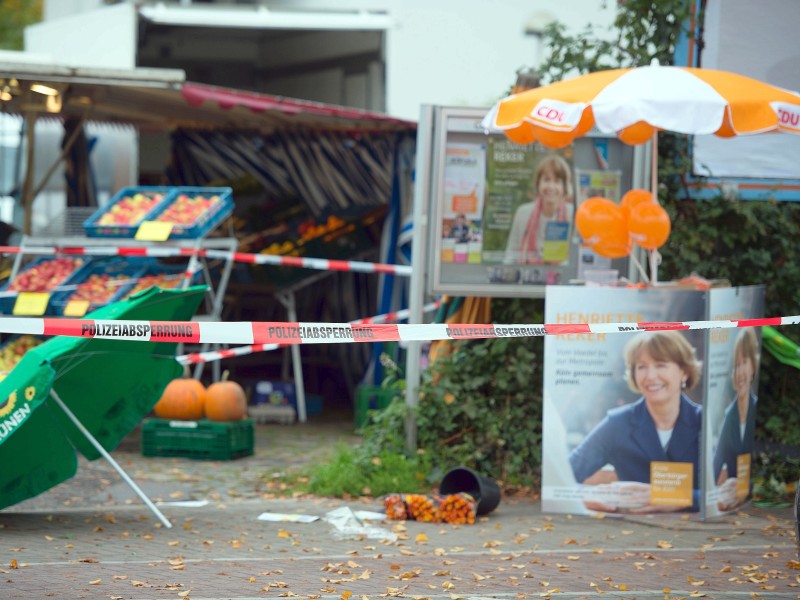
482;63;800;148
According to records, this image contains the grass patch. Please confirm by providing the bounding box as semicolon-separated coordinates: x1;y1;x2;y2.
304;442;433;498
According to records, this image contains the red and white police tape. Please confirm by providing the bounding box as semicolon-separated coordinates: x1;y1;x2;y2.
0;246;412;277
0;314;796;345
176;301;442;365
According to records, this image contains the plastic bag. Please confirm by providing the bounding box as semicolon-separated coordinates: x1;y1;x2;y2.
324;506;398;542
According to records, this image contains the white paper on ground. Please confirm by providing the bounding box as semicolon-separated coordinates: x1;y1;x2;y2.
155;499;210;508
257;512;320;523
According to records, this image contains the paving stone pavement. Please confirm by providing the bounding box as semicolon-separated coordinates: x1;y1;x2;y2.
2;415;800;599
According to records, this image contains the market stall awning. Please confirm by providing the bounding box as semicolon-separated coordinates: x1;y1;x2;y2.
0;61;415;134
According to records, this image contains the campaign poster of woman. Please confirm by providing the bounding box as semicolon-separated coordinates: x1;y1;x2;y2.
542;286;707;516
481;141;575;266
703;286;765;517
503;153;574;265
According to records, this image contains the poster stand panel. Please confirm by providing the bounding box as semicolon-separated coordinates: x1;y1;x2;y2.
541;285;764;520
422;106;644;298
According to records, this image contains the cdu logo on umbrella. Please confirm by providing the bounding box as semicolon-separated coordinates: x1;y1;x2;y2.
531;99;585;130
773;102;800;131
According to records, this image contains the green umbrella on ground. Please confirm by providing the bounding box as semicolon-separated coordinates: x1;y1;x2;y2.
762;325;800;370
0;285;206;527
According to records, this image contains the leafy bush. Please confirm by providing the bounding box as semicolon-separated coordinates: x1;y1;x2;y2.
751;451;800;505
305;442;432;498
413;298;544;488
334;300;544;495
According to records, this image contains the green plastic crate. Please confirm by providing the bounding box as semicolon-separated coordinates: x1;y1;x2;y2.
354;385;396;430
141;418;255;460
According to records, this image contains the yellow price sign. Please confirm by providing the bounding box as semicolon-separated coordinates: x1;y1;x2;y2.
13;292;51;316
135;221;173;241
63;300;90;317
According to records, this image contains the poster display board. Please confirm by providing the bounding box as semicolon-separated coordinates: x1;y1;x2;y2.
426;107;640;298
703;286;765;517
541;285;763;520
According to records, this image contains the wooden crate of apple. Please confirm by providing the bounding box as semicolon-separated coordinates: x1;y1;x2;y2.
8;258;84;292
155;193;221;227
0;335;42;378
66;273;132;305
95;192;165;226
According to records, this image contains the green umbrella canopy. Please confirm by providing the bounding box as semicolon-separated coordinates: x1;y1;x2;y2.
0;358;65;510
0;286;206;511
762;326;800;370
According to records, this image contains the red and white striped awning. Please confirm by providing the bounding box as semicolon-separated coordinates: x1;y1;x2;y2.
0;62;414;134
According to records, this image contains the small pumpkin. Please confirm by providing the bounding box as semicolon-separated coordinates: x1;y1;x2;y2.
153;370;207;421
205;370;248;422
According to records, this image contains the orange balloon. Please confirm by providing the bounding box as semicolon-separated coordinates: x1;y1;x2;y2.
621;188;654;212
592;206;631;259
576;197;623;243
576;197;631;258
629;202;671;250
591;236;632;259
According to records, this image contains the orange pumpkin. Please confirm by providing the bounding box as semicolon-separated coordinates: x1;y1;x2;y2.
205;371;248;422
153;376;207;421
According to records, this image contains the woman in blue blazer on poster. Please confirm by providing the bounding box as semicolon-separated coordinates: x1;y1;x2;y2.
569;330;703;513
712;328;759;511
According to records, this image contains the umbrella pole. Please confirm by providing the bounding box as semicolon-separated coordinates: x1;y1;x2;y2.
650;131;659;284
48;390;173;529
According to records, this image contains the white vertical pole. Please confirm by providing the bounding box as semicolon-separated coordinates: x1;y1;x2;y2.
651;131;659;204
404;105;434;453
48;390;173;529
630;143;648;285
650;131;659;284
278;291;307;423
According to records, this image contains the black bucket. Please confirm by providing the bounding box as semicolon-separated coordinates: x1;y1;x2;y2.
439;466;501;515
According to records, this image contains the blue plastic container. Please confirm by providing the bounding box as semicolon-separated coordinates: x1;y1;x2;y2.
49;257;148;316
119;259;202;300
147;186;234;239
83;186;176;238
0;256;94;315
